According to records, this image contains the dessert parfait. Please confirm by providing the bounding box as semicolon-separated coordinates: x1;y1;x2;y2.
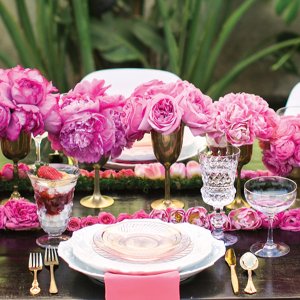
27;163;79;248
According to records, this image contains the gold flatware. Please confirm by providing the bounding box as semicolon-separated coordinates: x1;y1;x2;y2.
44;247;59;294
225;248;239;294
240;252;258;294
28;252;43;295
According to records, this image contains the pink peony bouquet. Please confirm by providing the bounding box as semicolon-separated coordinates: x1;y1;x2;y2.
262;115;300;176
209;93;278;146
0;65;61;141
123;79;215;137
49;79;133;163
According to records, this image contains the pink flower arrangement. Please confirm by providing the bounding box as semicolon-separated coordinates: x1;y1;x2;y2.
0;163;29;180
98;212;116;224
67;217;81;232
124;80;215;137
211;93;278;146
0;65;60;141
0;206;6;229
49;79;133;163
3;198;39;230
262;115;300;176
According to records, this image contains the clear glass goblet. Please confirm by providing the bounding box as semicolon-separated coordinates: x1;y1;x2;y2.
199;145;240;246
27;163;79;248
244;176;297;258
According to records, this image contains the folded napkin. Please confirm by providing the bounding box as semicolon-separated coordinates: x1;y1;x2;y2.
104;271;180;300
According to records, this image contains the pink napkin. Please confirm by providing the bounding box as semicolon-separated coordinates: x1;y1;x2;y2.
104;271;180;300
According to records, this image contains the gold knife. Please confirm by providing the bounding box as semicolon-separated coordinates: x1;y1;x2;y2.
225;248;239;294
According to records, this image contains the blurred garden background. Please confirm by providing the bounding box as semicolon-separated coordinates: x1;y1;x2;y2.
0;0;300;169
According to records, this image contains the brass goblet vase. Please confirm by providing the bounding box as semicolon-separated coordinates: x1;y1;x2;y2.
1;131;31;199
80;155;114;209
150;123;184;210
226;144;252;210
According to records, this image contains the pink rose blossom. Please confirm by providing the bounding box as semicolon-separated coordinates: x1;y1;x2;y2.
67;217;81;231
0;206;6;229
170;163;186;179
81;216;99;227
115;169;135;179
72;79;109;99
80;169;91;177
185;207;210;228
116;213;133;222
167;208;185;223
228;208;262;230
3;198;39;230
279;208;300;232
149;209;169;222
0;163;29;181
257;211;284;229
241;169;274;179
0;103;11;138
186;161;201;178
132;210;149;219
134;163;165;179
98;212;116;224
101;170;117;179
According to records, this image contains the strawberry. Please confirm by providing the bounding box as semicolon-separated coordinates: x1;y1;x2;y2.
37;166;63;180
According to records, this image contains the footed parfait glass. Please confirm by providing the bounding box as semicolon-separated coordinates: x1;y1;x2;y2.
27;164;79;248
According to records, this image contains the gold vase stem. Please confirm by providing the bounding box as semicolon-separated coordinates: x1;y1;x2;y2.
92;164;102;202
235;166;243;204
11;161;21;198
163;165;171;206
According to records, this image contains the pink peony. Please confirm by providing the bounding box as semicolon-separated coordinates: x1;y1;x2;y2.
167;208;185;223
170;163;186;179
257;211;284;229
185;207;210;228
115;169;135;179
98;212;116;224
279;208;300;232
0;163;30;180
116;213;133;222
228;208;262;230
67;217;81;231
186;161;201;179
0;206;6;229
0;65;60;141
134;163;165;179
81;215;99;227
132;210;149;219
149;209;169;222
3;198;39;230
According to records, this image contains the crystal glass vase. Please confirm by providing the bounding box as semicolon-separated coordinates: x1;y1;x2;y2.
199;145;240;246
150;123;184;210
1;131;31;199
80;155;114;209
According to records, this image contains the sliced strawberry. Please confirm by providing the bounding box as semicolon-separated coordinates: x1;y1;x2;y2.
37;166;63;180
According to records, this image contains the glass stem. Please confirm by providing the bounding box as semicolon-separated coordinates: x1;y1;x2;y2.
265;216;275;249
163;164;171;206
92;164;102;202
212;208;225;240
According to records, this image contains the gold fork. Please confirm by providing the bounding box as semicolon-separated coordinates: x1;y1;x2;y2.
28;252;43;295
44;247;59;294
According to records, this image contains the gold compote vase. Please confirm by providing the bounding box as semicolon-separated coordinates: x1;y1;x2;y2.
80;155;114;209
150;123;184;210
1;131;31;200
226;144;252;210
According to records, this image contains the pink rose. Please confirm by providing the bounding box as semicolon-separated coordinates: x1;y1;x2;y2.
149;209;169;222
0;206;6;229
186;161;201;179
257;211;284;229
72;79;109;98
272;138;295;161
185;207;210;228
279;208;300;232
81;216;99;227
0;163;29;181
139;93;183;134
132;210;149;219
98;212;116;224
170;163;186;179
134;163;165;180
177;81;215;136
80;169;91;177
101;170;117;179
115;169;135;179
167;208;185;223
67;217;81;231
116;213;133;222
228;208;262;230
0;103;11;138
3;198;39;230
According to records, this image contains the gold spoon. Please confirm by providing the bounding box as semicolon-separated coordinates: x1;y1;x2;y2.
225;248;239;294
240;252;258;294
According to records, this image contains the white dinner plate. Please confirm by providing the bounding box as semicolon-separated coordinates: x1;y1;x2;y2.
58;232;225;282
69;221;213;275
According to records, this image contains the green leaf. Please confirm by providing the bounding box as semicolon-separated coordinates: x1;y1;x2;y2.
275;0;292;15
282;0;300;24
0;51;15;67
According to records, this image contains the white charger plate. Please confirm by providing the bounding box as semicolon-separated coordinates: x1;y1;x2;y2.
66;220;214;275
58;232;225;282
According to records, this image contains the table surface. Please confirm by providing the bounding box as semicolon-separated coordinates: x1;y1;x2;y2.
1;191;300;300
